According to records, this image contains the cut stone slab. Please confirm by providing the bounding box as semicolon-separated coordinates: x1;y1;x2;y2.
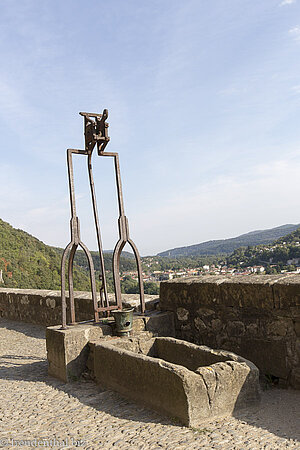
92;336;261;427
46;322;112;382
131;311;175;337
46;310;175;382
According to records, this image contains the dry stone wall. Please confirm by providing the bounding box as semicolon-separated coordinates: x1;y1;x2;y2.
159;274;300;389
0;288;158;327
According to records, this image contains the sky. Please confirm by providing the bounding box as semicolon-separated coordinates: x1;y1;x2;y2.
1;0;300;256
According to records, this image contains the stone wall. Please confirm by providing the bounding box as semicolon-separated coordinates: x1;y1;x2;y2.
0;288;158;327
159;274;300;389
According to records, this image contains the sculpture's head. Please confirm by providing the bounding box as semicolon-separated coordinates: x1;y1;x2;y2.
79;109;110;154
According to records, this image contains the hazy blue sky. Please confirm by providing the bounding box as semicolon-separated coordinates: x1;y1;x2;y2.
1;0;300;255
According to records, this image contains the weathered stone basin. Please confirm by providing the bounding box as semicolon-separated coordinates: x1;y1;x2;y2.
91;336;260;426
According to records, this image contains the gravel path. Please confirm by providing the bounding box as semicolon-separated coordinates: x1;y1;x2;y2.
0;318;299;449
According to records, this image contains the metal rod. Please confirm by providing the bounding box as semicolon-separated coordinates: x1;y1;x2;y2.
112;240;125;309
128;239;145;314
79;241;99;323
114;155;125;217
67;149;77;220
61;242;72;329
68;244;78;324
87;152;109;310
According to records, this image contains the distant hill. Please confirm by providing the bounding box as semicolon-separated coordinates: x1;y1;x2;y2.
72;250;136;273
157;224;300;257
103;250;134;259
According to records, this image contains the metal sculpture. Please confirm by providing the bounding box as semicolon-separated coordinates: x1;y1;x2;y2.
61;109;145;329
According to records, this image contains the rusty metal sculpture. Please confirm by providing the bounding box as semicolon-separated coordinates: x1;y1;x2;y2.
61;109;145;329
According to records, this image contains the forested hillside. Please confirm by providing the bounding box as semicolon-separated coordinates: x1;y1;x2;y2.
227;227;300;273
0;219;90;290
0;219;154;292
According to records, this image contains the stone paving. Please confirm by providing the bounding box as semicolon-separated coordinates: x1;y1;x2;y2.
0;319;299;449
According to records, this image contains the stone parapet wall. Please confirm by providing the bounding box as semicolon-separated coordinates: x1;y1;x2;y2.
159;274;300;389
0;288;158;327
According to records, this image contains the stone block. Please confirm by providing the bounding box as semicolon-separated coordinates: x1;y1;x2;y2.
290;367;300;389
246;322;259;337
266;319;293;337
194;317;207;333
273;277;300;309
92;337;260;427
140;311;175;337
294;320;300;337
240;338;288;379
159;276;225;310
46;323;111;382
220;278;274;309
226;321;246;337
177;307;189;321
122;295;160;312
295;338;300;359
211;319;223;332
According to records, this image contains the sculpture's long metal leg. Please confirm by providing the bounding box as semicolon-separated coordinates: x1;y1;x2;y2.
99;152;145;313
87;153;109;309
79;241;99;323
68;244;78;324
128;239;145;314
112;239;126;309
61;241;73;329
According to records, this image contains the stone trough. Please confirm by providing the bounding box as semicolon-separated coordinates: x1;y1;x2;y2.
90;336;260;426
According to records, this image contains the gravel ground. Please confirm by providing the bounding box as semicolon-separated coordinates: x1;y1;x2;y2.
0;318;299;449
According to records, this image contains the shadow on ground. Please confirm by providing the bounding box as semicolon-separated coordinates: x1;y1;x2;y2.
0;318;46;339
0;355;174;428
